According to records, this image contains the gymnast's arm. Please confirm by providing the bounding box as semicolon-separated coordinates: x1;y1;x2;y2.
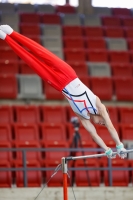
96;97;121;146
76;114;109;151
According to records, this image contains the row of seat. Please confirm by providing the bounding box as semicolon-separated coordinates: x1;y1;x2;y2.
0;3;76;14
1;159;133;187
1;14;133;37
1;48;133;62
18;26;133;53
2;13;133;31
0;61;133;77
0;75;133;100
2;34;133;50
61;26;133;38
1;3;133;16
0;105;133;123
18;14;133;27
0;122;133;148
1;25;133;62
63;37;133;51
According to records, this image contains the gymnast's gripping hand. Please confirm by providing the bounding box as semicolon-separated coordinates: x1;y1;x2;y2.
0;30;6;40
0;24;13;35
116;142;127;159
105;148;116;159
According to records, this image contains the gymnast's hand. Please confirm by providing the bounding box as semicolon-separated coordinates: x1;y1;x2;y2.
105;148;116;159
116;142;127;159
0;24;13;35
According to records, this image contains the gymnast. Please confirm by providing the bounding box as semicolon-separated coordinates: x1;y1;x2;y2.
0;25;127;159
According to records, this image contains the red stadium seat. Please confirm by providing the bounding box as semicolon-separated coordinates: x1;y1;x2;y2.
56;4;76;13
108;51;131;63
67;62;88;77
19;13;41;24
0;61;19;75
41;123;67;143
118;107;133;123
106;106;119;123
42;144;69;165
41;14;61;24
84;27;104;37
14;105;40;123
0;49;18;62
40;105;67;123
63;26;83;37
122;18;133;27
87;50;108;62
63;37;85;49
113;78;133;101
85;38;106;49
15;142;41;163
64;49;86;62
129;51;133;62
41;143;71;171
90;77;113;100
44;82;65;100
0;105;14;123
72;139;97;156
27;36;41;44
75;146;98;157
127;39;133;50
124;27;133;38
112;8;131;17
79;76;90;87
20;24;41;37
43;144;69;165
14;123;40;142
0;124;12;142
95;124;120;147
45;162;70;187
0;142;13;163
75;159;100;186
120;124;133;141
0;161;12;188
0;75;18;99
15;161;41;187
19;61;36;74
67;124;96;146
101;16;122;27
104;159;129;186
104;27;124;38
0;39;10;49
111;63;133;77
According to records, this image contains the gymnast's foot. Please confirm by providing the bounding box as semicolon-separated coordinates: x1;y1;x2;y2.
0;30;6;40
0;25;13;35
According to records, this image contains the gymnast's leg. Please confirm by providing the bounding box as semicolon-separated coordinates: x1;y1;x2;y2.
0;25;78;90
0;25;70;69
0;29;54;81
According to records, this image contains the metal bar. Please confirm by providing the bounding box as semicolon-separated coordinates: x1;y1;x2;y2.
66;149;133;161
0;167;133;171
0;147;116;152
108;158;112;186
62;157;68;200
22;150;27;187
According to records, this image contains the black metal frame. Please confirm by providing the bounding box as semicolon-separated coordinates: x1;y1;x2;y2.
0;147;133;187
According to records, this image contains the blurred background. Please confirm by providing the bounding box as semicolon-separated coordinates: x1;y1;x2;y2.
0;0;133;192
